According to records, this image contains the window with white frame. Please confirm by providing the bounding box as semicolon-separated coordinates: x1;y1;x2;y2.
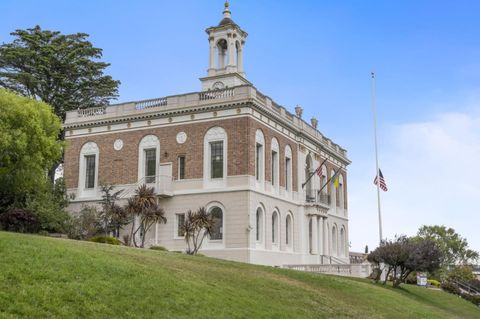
285;213;293;249
339;174;344;209
203;127;227;185
272;210;279;246
178;155;186;180
138;135;160;184
256;207;264;243
175;213;185;238
255;129;265;182
78;142;99;197
271;138;279;189
285;145;292;192
209;206;223;240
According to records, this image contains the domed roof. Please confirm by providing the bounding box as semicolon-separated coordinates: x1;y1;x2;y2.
218;17;237;27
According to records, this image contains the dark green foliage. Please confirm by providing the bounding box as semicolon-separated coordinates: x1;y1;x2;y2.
0;208;39;233
0;26;120;121
90;236;121;245
66;206;101;240
181;207;215;255
98;184;130;238
149;246;168;251
441;281;461;295
417;225;479;268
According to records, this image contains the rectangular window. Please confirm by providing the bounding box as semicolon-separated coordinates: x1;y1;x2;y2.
210;141;224;179
285;157;291;191
85;155;96;189
176;213;185;237
178;156;185;180
256;143;262;180
271;151;277;186
145;148;156;183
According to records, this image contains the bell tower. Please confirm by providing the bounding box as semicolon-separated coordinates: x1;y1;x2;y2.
200;1;250;91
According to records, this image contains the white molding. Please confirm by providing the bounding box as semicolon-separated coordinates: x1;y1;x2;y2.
203;126;228;189
77;142;99;199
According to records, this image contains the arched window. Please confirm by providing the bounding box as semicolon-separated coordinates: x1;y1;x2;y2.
284;145;292;192
271;210;279;247
256;206;264;244
305;154;314;202
332;225;338;256
255;130;265;182
216;39;228;69
271;138;279;190
138;135;160;184
285;213;293;249
340;227;346;257
209;206;223;240
78;142;99;197
338;174;345;209
203;127;227;185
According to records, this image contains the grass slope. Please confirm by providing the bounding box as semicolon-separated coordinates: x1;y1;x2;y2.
0;232;478;319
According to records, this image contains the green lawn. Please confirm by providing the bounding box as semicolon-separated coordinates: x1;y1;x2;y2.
0;232;478;319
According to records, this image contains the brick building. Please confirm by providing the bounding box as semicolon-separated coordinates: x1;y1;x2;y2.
63;2;351;266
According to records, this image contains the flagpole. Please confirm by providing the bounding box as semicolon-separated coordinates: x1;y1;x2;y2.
371;72;383;244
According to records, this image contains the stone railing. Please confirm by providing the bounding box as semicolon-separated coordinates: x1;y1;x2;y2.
283;263;371;278
199;88;234;101
77;106;107;117
135;97;167;110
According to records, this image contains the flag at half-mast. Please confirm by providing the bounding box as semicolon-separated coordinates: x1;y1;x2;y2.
374;169;388;192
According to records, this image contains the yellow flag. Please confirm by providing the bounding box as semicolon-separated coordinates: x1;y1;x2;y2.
333;176;339;189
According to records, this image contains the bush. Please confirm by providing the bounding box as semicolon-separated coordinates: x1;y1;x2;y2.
427;279;441;287
447;265;475;282
460;292;480;306
0;208;39;233
150;246;168;251
441;281;461;295
90;236;121;245
65;206;101;240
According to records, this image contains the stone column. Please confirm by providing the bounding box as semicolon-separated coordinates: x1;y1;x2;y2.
324;219;329;256
238;42;244;73
311;216;318;254
209;38;216;72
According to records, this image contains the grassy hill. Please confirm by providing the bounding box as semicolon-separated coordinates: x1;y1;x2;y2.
0;232;478;319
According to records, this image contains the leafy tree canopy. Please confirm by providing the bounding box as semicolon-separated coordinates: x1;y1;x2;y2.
0;89;62;201
0;25;120;121
416;225;479;266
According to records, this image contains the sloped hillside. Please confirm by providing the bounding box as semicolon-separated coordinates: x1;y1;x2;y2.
0;232;478;319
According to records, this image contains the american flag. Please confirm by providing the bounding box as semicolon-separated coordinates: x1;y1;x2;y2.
374;169;388;192
315;166;322;177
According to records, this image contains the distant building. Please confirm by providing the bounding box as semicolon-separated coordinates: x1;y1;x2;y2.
63;1;351;266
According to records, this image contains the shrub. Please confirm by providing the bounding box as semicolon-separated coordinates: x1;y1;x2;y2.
150;246;168;251
90;236;121;245
0;208;39;233
460;293;480;306
447;265;475;282
65;206;101;240
427;279;441;287
441;281;461;295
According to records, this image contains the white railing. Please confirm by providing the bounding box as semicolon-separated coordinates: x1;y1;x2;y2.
119;174;173;199
306;189;330;206
135;97;167;110
199;88;234;101
283;263;371;278
77;106;107;117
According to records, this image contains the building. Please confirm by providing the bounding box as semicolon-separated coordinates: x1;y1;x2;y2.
63;1;351;266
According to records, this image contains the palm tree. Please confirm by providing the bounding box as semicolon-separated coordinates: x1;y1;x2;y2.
124;184;167;248
181;207;215;255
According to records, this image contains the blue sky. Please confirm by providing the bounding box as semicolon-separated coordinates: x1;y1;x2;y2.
1;1;479;253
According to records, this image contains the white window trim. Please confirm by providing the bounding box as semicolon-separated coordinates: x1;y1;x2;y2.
203;127;228;188
255;129;265;186
138;135;160;186
285;212;294;251
285;145;292;193
203;201;226;249
255;205;265;249
174;213;186;239
78;142;99;198
271;138;280;193
271;209;280;250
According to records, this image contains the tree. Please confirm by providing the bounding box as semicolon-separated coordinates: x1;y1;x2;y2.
417;225;479;268
0;89;62;208
368;236;443;288
0;26;120;180
124;185;166;248
181;207;215;255
98;184;130;238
